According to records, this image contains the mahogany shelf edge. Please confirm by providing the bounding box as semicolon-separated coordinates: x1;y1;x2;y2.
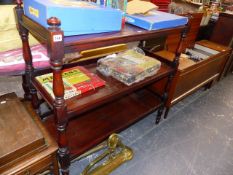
42;88;161;158
21;14;185;53
64;26;185;53
32;62;173;118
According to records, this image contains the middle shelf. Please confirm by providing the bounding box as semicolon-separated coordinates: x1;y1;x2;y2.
33;62;173;119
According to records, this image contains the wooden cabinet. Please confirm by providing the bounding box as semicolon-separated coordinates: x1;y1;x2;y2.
166;12;203;53
150;40;231;117
210;13;233;47
0;93;59;175
210;12;233;76
14;1;187;174
144;12;231;119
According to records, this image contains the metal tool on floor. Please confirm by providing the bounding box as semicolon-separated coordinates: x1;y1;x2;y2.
81;133;134;175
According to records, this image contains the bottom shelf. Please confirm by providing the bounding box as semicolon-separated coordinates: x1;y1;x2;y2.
43;88;161;159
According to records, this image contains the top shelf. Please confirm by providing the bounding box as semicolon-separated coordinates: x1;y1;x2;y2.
21;15;185;53
63;25;185;53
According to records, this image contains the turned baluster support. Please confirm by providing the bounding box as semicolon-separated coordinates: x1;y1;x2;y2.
15;0;31;100
47;17;70;175
15;0;40;114
156;16;191;124
173;14;192;69
155;73;173;124
158;29;188;121
166;16;191;118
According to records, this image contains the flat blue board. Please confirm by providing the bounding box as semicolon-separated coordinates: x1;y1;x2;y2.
24;0;123;36
125;11;188;30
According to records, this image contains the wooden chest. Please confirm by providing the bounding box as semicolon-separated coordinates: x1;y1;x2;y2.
151;40;231;113
0;93;58;175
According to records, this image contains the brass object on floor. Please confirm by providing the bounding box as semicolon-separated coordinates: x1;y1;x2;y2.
81;133;134;175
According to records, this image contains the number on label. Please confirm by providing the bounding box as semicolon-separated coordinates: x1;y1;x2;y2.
53;35;62;42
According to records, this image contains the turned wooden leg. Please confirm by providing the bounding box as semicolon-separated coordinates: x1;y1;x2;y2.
22;35;40;114
156;106;164;125
22;74;31;100
164;107;170;119
47;16;69;174
15;3;40;113
51;153;59;175
51;60;69;174
51;61;69;174
58;148;70;175
205;80;215;90
54;98;70;175
31;88;41;115
58;147;70;175
159;73;173;121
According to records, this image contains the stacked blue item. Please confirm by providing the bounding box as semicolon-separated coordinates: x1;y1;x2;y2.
125;11;188;30
24;0;123;36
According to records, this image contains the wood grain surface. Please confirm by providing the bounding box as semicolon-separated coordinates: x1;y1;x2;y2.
0;93;45;167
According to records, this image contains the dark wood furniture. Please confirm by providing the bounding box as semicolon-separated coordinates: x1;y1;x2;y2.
150;40;231;118
210;12;233;76
144;12;231;119
210;13;233;47
14;1;187;174
165;12;203;53
0;93;59;175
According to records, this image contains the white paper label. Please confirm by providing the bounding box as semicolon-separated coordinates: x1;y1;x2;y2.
53;35;62;42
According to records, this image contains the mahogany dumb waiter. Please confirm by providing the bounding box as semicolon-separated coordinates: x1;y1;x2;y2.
14;0;188;174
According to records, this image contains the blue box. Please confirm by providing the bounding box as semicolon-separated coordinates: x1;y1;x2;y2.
125;11;188;30
23;0;123;36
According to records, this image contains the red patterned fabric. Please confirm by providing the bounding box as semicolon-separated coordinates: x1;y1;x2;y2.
0;44;50;75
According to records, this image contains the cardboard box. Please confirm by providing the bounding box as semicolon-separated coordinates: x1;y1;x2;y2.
23;0;123;36
125;11;188;30
126;0;158;15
